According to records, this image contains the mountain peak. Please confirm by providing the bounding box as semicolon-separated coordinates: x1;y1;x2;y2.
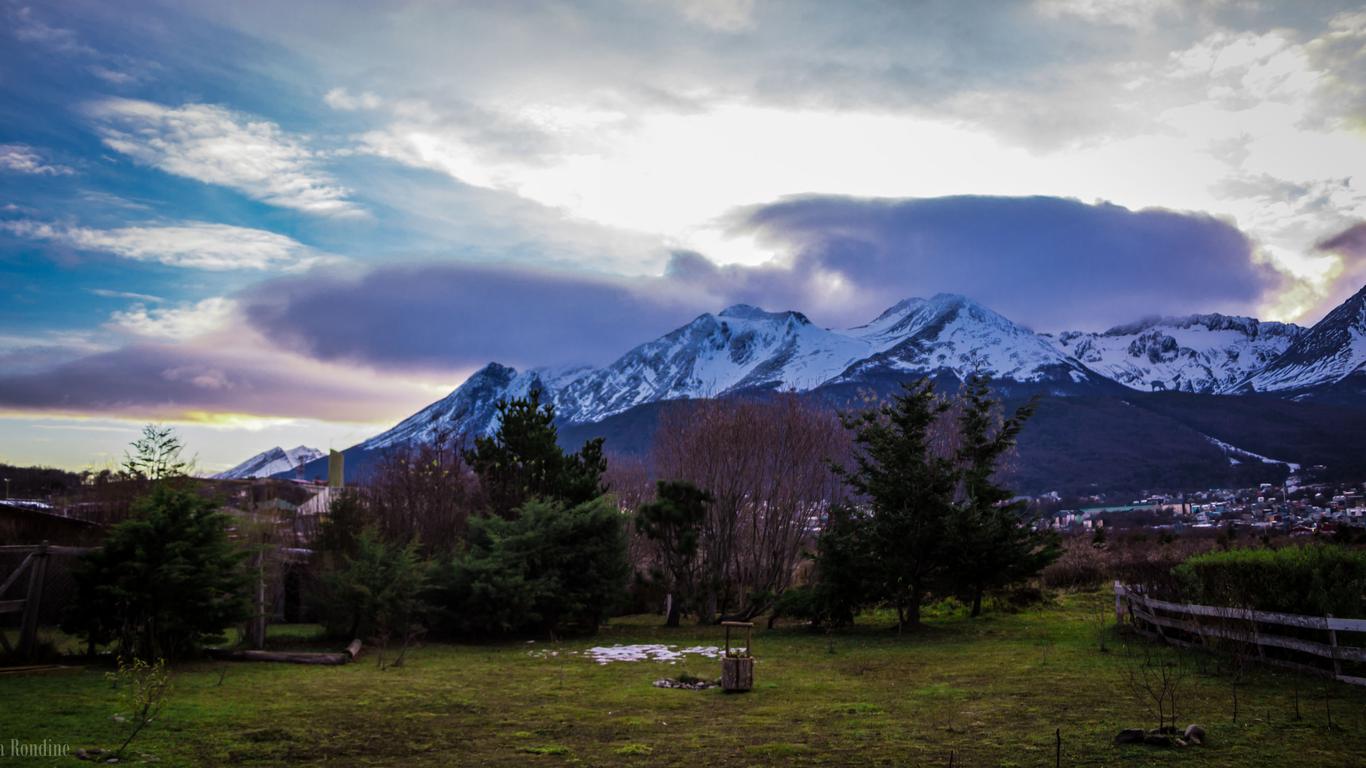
716;304;810;325
213;445;323;479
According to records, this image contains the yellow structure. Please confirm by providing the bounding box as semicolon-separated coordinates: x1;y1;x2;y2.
328;450;344;488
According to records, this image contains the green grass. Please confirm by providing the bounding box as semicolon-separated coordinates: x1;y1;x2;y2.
5;591;1366;766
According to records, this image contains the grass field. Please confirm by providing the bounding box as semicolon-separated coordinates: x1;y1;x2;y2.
5;591;1366;766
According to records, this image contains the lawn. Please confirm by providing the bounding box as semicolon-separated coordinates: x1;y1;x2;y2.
5;591;1366;766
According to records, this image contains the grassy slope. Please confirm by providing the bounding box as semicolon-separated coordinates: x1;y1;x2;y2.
6;592;1366;767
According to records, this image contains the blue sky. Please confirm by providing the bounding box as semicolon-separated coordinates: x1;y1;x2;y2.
1;0;1364;471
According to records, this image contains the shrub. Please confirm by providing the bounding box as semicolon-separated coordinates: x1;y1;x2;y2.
1041;538;1107;590
64;484;249;660
432;496;628;637
318;528;429;660
1173;544;1366;618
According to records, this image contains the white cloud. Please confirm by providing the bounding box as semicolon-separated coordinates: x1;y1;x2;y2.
88;98;362;217
324;87;382;111
10;6;95;55
0;144;74;176
90;288;164;302
110;297;238;340
672;0;756;32
1;219;328;271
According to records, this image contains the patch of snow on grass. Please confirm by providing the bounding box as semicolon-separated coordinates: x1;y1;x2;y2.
583;644;726;664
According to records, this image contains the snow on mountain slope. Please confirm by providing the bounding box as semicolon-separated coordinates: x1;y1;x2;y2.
342;287;1366;451
838;293;1094;386
552;305;872;423
353;295;1104;446
1242;285;1366;392
360;363;592;450
1049;315;1304;393
214;445;324;479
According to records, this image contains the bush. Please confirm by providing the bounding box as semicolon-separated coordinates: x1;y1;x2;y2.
1173;544;1366;618
1041;539;1108;590
64;484;250;659
432;496;628;637
318;528;428;649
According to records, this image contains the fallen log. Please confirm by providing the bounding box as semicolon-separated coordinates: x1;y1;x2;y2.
206;639;362;666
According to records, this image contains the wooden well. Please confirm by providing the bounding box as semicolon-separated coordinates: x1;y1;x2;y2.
720;620;754;692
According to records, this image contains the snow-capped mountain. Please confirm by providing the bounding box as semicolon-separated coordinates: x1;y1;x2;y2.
360;363;590;450
837;293;1095;388
360;294;1100;446
552;304;872;423
1241;285;1366;393
214;445;324;479
1048;314;1305;394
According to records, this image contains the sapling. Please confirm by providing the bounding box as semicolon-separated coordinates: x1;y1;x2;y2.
105;657;171;759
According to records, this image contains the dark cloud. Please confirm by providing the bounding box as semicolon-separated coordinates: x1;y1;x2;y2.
236;196;1284;380
242;262;711;371
0;340;425;421
727;195;1283;331
1306;221;1366;319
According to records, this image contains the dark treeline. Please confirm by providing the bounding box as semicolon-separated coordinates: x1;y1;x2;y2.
56;379;1063;662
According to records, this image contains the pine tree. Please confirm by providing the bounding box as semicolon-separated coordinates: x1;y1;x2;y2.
122;424;191;481
464;389;607;518
837;379;957;632
636;480;711;627
947;374;1059;616
64;484;250;659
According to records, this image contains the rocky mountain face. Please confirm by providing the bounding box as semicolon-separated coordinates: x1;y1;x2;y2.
358;294;1098;445
1239;285;1366;394
1048;314;1304;394
277;286;1366;495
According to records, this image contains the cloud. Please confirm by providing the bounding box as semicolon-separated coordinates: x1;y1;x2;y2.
1303;221;1366;318
238;196;1287;376
0;334;441;424
109;297;237;340
10;6;96;55
324;87;382;111
90;288;164;302
0;144;74;176
87;98;362;217
241;261;711;371
726;195;1285;330
1;219;326;271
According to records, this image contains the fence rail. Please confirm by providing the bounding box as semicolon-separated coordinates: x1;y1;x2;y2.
1115;581;1366;687
0;542;93;659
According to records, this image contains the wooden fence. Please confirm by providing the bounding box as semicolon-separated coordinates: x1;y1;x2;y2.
0;542;92;659
1115;581;1366;687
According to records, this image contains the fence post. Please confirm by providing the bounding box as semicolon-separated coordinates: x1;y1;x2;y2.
18;541;50;659
1327;614;1342;680
1114;581;1124;624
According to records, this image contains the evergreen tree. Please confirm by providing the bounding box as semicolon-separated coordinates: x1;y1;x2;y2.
319;527;428;658
636;480;711;627
437;496;628;637
464;389;607;518
837;379;957;631
946;374;1059;616
805;505;874;627
64;484;250;659
122;424;191;481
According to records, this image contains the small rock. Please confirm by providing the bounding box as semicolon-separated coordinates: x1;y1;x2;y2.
1184;724;1206;745
1114;729;1146;745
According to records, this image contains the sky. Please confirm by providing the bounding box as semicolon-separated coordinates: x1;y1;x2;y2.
1;0;1364;472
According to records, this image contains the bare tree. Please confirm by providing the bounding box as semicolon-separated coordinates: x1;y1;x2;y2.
1122;643;1189;732
366;431;478;554
652;395;850;622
